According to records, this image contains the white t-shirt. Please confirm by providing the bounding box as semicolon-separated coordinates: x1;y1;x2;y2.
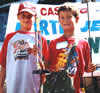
0;31;48;93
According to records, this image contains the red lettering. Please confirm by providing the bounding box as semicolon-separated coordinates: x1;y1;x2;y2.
48;8;54;15
80;8;87;14
41;8;47;16
54;7;59;15
40;7;59;16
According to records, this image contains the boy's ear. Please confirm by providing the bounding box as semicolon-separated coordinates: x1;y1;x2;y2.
76;16;79;23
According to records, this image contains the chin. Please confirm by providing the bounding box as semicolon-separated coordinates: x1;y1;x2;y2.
25;26;31;29
64;33;74;36
25;27;31;31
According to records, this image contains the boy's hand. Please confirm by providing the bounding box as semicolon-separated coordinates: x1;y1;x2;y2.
87;63;96;72
32;45;38;56
28;45;38;56
0;66;6;93
0;87;3;93
41;74;46;84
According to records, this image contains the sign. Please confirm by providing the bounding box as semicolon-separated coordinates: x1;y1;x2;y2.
6;2;100;64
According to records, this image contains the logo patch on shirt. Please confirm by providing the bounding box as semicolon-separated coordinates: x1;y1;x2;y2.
12;40;30;60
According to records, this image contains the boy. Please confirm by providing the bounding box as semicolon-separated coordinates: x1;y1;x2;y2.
44;3;96;93
0;1;48;93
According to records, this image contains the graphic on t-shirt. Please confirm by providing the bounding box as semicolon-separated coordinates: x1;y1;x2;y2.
12;40;30;60
67;51;78;74
56;47;78;75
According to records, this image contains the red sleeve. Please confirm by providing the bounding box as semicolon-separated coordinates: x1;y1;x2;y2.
74;40;91;93
48;40;54;64
42;37;49;68
76;40;91;74
0;32;16;69
84;41;91;72
48;40;57;71
41;37;48;83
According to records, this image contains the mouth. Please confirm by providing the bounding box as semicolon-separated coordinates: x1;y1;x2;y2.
25;22;31;24
63;24;70;26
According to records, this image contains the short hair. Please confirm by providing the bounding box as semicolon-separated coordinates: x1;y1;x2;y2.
58;3;79;18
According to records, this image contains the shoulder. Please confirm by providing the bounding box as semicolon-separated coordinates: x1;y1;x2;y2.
4;32;17;43
41;36;48;45
75;37;88;44
76;38;90;49
78;39;89;45
42;36;46;41
6;32;17;39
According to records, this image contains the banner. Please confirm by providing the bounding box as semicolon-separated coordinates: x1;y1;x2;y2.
6;2;100;64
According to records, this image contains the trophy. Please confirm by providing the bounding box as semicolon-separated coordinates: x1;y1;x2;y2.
35;16;43;70
32;16;49;74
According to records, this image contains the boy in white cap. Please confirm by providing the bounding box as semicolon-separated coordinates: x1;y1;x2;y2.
0;1;48;93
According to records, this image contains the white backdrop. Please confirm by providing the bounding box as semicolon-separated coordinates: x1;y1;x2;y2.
6;2;100;64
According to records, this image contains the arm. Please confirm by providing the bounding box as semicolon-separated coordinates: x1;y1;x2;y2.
47;40;54;70
0;34;11;93
86;63;96;72
41;37;49;84
42;37;49;69
0;66;6;93
84;42;96;72
0;33;16;93
0;42;6;93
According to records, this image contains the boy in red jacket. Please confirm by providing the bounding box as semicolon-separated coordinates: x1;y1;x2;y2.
44;3;96;93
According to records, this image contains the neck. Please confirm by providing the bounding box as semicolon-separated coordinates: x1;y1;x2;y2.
20;28;32;32
63;34;75;38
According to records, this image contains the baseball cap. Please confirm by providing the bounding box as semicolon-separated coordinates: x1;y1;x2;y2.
17;2;37;16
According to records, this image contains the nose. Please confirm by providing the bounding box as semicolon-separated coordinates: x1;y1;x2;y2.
63;18;69;23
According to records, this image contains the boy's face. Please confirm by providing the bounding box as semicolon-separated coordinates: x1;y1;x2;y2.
18;12;34;31
59;10;78;37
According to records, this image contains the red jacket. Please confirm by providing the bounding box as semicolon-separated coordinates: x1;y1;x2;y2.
48;35;91;93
